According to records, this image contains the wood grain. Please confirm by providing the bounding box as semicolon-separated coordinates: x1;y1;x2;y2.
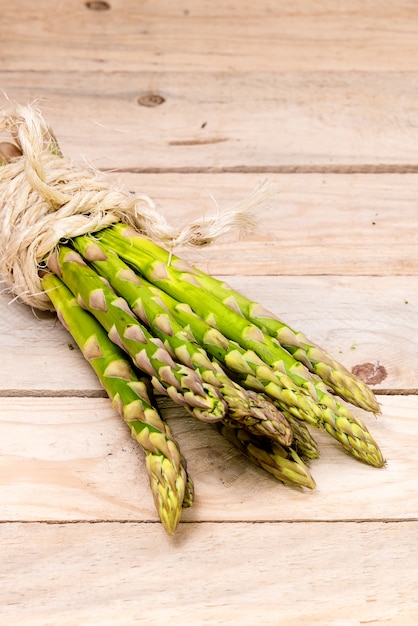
1;274;417;392
1;521;417;625
4;1;418;73
111;172;418;276
2;169;418;393
2;2;418;623
0;395;416;523
3;72;418;169
0;172;417;278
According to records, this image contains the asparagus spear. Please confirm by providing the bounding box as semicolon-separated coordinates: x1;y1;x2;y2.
179;277;380;414
214;422;316;490
96;226;385;468
106;265;371;466
112;270;326;425
41;272;192;534
72;235;293;446
279;411;319;461
82;245;319;459
47;246;228;424
112;226;380;414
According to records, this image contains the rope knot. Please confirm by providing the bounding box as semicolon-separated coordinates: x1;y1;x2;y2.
0;104;276;310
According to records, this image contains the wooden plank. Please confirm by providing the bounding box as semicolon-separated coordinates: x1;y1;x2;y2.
0;395;416;522
1;170;417;280
1;520;417;625
3;3;417;624
1;274;417;392
0;297;100;392
4;1;418;73
1;172;417;389
3;72;418;168
111;172;418;276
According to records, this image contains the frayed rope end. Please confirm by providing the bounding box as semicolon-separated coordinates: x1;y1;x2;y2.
0;103;277;309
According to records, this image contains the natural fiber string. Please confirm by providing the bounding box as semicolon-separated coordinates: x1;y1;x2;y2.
0;104;276;311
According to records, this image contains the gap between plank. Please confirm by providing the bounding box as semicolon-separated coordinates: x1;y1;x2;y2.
0;389;416;398
0;518;416;525
106;164;418;175
0;389;108;398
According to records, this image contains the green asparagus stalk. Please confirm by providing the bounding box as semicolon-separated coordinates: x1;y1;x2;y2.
113;270;327;425
113;267;373;466
96;225;385;468
112;225;379;414
214;422;316;490
182;278;380;414
47;246;228;424
41;272;192;534
72;235;293;446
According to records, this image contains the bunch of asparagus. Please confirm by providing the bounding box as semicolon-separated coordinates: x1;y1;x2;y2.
39;222;384;534
1;122;384;533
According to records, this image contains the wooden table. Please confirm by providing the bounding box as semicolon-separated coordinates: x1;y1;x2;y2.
1;2;418;624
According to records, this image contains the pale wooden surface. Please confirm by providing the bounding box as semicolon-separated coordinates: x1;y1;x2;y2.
1;2;418;624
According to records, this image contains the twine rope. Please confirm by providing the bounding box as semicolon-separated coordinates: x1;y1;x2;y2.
0;104;275;310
